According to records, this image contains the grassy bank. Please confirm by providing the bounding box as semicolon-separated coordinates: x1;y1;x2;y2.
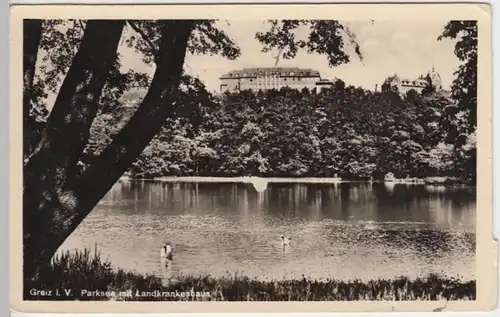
25;249;475;301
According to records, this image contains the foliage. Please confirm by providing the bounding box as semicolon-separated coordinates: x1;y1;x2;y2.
125;20;241;64
116;87;473;182
438;21;477;141
256;20;364;67
26;248;476;301
334;79;346;91
437;21;477;183
421;74;437;96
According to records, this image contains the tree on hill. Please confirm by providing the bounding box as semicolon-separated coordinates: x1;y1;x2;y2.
421;74;437;96
405;89;420;102
334;79;346;91
438;20;477;183
23;18;365;282
125;85;462;180
438;20;477;143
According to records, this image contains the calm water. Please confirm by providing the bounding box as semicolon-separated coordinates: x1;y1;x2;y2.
59;181;476;282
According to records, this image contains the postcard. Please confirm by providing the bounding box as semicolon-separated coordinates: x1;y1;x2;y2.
9;2;497;314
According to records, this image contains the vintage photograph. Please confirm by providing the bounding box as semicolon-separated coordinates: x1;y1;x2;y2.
15;4;490;309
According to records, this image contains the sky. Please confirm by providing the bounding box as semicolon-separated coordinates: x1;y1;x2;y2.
118;19;461;93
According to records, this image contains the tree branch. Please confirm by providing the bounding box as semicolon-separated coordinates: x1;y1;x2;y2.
76;21;194;198
127;20;160;63
339;23;364;64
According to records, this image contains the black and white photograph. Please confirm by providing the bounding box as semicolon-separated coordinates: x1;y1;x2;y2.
13;3;493;310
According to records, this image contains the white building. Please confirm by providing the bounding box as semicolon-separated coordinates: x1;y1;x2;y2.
219;67;334;93
381;66;443;95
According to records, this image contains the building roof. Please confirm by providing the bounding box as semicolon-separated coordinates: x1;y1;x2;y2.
220;67;321;79
383;73;431;88
383;66;443;89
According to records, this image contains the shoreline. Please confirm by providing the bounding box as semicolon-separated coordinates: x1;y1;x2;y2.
118;175;474;186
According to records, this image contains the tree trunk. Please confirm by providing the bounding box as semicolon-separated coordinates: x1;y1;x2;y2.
23;20;194;284
23;19;43;158
23;20;125;283
72;20;194;243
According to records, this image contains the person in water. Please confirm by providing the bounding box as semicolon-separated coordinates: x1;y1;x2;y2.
160;243;173;260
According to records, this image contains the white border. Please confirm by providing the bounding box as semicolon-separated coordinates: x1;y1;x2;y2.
5;0;499;316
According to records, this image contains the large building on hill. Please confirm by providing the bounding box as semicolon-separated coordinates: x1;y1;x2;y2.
219;67;334;93
381;66;443;95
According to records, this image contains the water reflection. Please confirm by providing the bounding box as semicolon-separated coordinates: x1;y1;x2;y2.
61;181;476;282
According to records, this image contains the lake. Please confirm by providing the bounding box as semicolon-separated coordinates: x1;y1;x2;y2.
58;180;476;282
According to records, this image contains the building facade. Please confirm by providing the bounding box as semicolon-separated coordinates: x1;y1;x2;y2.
219;67;334;93
381;67;443;95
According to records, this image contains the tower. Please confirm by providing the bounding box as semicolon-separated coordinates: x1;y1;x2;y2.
429;64;442;90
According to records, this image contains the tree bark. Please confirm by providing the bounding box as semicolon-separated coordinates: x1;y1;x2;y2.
23;20;194;285
23;20;125;283
23;19;43;158
72;20;194;242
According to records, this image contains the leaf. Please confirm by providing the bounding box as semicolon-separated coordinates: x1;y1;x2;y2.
256;20;364;68
439;21;477;135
